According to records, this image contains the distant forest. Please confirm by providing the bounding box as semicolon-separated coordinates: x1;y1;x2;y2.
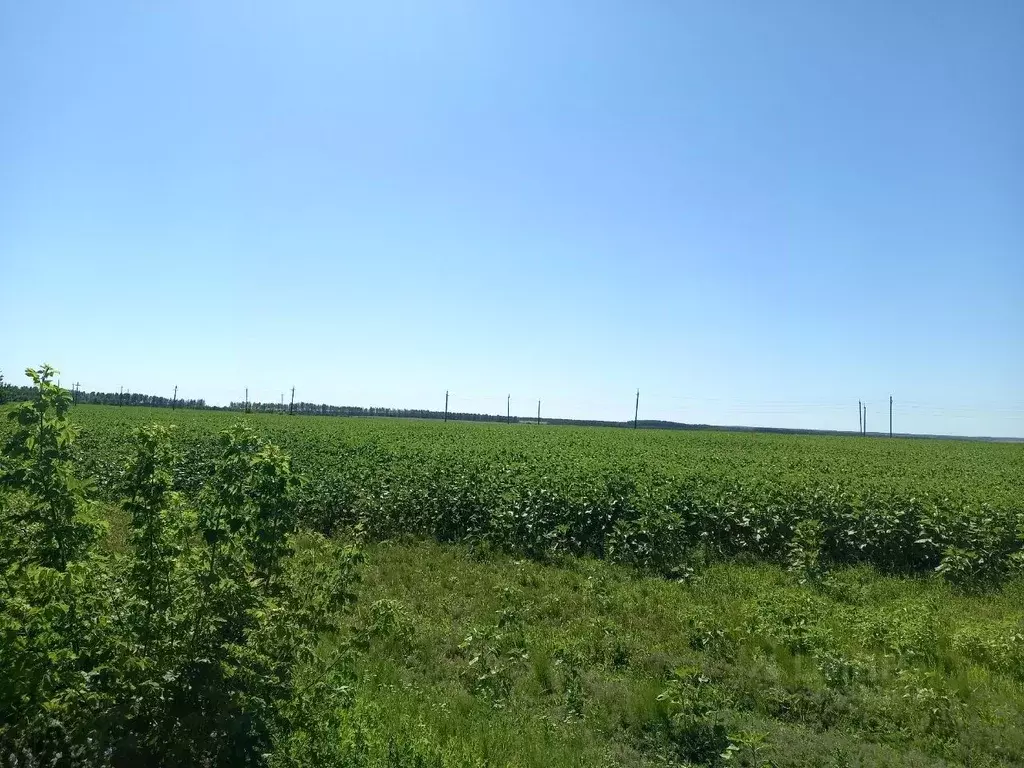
0;381;711;429
0;375;637;427
0;375;520;424
229;400;523;423
3;372;1014;440
0;382;207;410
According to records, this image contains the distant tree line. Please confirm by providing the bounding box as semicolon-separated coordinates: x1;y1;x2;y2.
0;374;655;427
0;374;206;409
230;400;521;423
77;391;208;409
0;373;513;423
0;382;37;404
8;370;979;439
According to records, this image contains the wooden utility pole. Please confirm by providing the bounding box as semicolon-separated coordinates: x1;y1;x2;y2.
507;394;510;424
634;389;640;430
289;386;295;416
537;399;541;425
444;390;449;422
889;395;893;437
172;385;177;410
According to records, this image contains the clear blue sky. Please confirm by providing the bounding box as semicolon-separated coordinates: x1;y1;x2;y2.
2;1;1022;436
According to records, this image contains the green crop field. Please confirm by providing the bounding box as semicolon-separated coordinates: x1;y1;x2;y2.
69;404;1024;583
2;390;1023;766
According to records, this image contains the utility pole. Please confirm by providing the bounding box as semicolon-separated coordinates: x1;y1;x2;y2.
289;386;295;416
507;394;510;425
858;400;862;434
281;393;284;412
537;399;541;425
73;382;80;406
119;386;123;407
634;389;640;430
172;385;177;410
863;403;867;435
889;395;893;438
245;387;249;413
444;390;449;422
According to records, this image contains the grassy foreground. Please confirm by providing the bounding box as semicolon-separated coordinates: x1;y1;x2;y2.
340;539;1024;767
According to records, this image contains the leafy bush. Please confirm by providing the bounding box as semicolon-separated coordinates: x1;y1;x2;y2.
0;366;362;766
1;364;100;570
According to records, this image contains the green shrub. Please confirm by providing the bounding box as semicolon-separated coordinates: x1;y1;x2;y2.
0;366;362;766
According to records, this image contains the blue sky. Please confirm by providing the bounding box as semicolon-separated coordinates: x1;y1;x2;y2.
2;1;1022;436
